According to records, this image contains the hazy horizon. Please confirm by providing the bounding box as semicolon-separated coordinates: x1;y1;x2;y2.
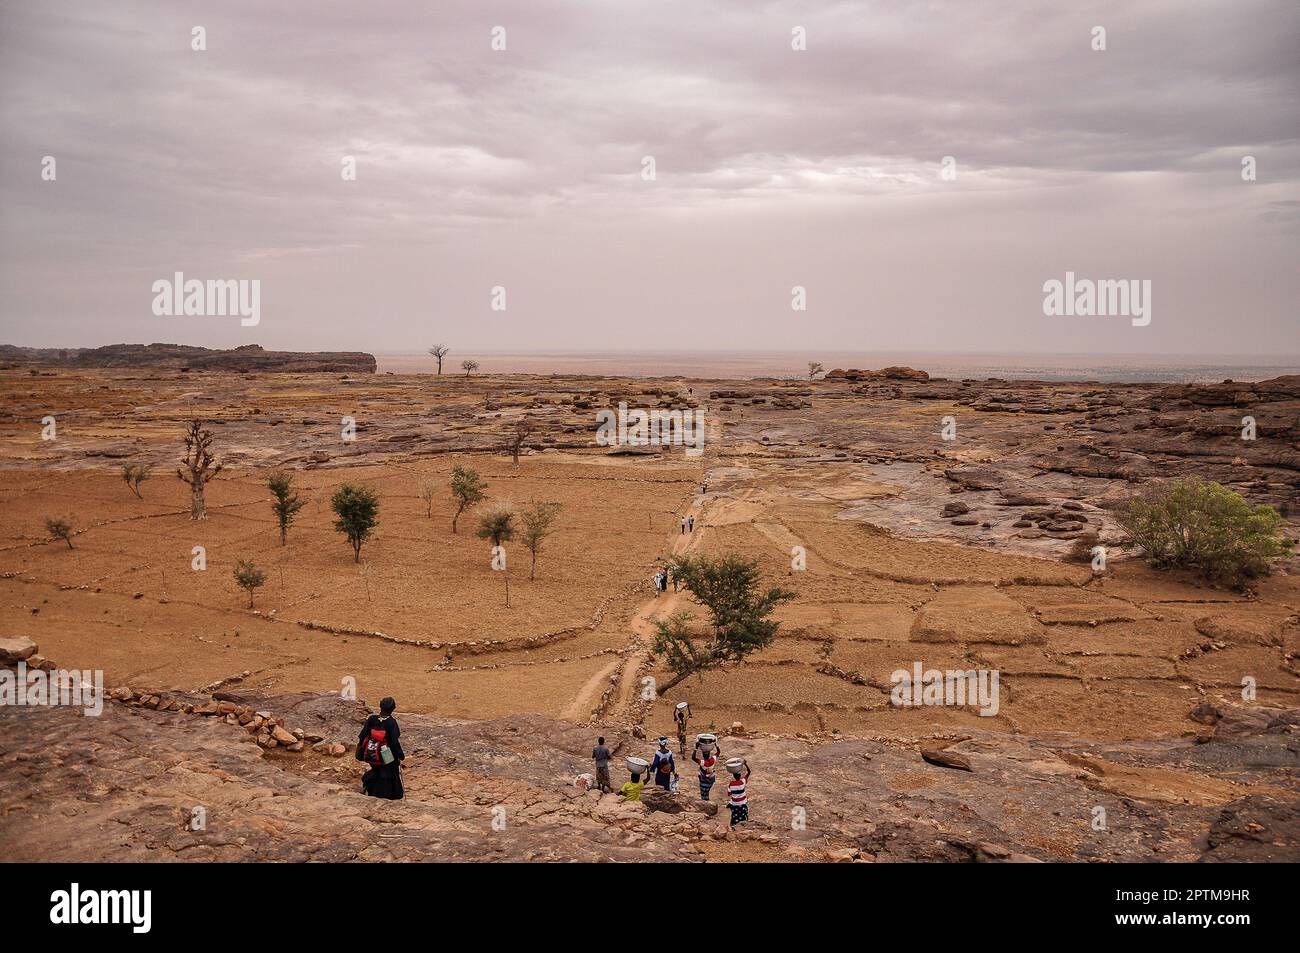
2;1;1297;355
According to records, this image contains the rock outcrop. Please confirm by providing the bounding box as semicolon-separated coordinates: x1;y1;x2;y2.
2;342;377;374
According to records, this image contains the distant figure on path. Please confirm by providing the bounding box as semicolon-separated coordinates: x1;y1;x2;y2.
726;759;751;826
592;736;613;793
357;696;405;800
673;701;691;756
680;515;686;534
651;737;677;791
687;515;695;532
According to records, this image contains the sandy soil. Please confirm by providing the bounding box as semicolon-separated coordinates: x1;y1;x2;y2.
1;367;1296;743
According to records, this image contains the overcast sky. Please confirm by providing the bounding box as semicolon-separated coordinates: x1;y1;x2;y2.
1;0;1296;356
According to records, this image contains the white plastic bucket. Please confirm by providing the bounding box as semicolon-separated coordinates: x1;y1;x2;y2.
725;757;744;775
626;756;649;776
696;733;717;754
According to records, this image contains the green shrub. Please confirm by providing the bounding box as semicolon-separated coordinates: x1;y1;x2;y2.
1116;477;1291;588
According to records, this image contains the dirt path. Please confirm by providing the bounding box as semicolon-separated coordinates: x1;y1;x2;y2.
561;407;730;724
568;488;756;725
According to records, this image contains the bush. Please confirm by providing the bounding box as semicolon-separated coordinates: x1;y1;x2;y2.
45;516;75;549
1116;477;1292;588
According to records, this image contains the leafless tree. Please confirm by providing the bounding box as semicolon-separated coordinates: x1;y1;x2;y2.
509;419;535;466
462;359;479;377
428;344;450;374
177;420;223;520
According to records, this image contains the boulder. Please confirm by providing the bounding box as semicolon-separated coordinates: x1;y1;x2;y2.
0;637;37;665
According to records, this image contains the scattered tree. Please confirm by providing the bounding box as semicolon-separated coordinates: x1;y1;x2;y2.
267;471;306;545
45;516;75;549
476;505;515;547
807;361;824;381
176;420;222;520
519;501;562;580
450;465;486;533
420;482;436;518
509;419;534;466
461;359;479;377
1116;477;1292;589
428;343;451;374
121;463;152;499
233;559;267;608
651;554;796;692
331;484;380;563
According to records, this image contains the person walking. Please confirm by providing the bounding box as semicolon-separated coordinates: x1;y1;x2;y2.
693;743;718;801
680;515;686;534
650;737;677;791
357;696;405;800
592;736;613;793
687;514;695;533
726;758;751;826
674;701;691;757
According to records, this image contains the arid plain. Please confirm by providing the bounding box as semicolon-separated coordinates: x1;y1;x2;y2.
1;365;1297;862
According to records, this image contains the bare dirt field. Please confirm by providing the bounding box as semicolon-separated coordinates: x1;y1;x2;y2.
1;367;1296;862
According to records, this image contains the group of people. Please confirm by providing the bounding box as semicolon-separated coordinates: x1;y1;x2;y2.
356;697;754;828
652;566;676;594
592;701;753;827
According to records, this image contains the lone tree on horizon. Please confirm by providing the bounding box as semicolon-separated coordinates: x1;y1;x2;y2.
651;553;795;693
121;463;152;499
331;484;379;563
428;343;450;374
177;420;222;520
267;471;306;545
450;465;486;533
519;501;562;580
233;559;267;608
461;359;479;377
807;361;824;381
45;516;75;549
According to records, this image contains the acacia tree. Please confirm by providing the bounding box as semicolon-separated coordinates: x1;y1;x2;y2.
331;484;379;563
651;554;796;693
519;501;562;580
267;471;306;545
428;344;450;374
177;420;222;520
450;465;486;533
233;559;267;608
462;359;479;377
807;361;824;381
121;463;152;499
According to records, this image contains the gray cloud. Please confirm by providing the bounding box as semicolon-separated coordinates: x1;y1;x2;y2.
1;0;1296;355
